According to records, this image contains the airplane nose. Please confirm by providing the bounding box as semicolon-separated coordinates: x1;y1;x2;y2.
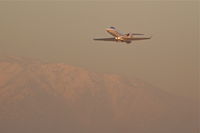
106;28;110;32
106;28;110;31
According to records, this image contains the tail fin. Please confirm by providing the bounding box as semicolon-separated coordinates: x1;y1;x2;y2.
110;26;116;29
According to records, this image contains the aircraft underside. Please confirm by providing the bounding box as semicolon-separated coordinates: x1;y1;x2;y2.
115;38;131;44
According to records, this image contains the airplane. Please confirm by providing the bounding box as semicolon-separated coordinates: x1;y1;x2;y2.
93;27;151;44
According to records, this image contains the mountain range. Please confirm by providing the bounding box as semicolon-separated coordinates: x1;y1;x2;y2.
0;56;197;133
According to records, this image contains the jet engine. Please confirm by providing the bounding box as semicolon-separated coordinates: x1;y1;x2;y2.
125;33;133;38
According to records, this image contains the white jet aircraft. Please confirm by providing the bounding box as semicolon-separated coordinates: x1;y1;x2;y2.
93;27;151;44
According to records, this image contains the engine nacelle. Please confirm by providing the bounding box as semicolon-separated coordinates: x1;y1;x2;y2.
125;33;133;38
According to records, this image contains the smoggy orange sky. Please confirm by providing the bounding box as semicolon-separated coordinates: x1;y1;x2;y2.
0;1;198;100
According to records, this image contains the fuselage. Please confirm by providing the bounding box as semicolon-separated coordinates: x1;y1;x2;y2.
106;27;132;43
106;27;123;37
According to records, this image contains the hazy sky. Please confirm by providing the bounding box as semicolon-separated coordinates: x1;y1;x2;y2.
0;1;198;100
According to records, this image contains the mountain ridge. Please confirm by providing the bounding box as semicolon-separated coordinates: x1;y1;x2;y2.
0;56;197;133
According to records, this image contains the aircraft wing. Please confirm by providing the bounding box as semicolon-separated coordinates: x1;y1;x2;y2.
128;37;152;40
93;38;116;41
